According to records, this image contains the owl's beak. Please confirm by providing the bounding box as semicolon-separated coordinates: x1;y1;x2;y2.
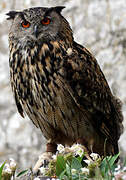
33;25;39;38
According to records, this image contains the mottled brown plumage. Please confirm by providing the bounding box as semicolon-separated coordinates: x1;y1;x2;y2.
7;6;123;156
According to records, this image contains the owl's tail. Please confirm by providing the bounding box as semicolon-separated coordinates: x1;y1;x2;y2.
111;97;123;154
92;97;123;157
104;97;123;156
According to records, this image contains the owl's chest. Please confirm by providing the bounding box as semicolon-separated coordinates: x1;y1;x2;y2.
10;46;65;112
11;55;80;132
10;46;94;141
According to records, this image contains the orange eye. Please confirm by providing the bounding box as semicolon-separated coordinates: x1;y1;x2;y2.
21;21;30;28
41;17;51;25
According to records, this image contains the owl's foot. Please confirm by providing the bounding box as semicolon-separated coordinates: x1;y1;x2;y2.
33;143;57;174
33;151;53;174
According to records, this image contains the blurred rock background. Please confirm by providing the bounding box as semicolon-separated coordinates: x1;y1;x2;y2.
0;0;126;170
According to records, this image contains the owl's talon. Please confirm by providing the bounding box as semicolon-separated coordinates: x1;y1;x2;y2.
33;152;53;174
43;159;49;168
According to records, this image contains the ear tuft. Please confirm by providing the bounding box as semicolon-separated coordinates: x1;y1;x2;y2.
54;6;66;14
6;11;19;20
45;6;65;16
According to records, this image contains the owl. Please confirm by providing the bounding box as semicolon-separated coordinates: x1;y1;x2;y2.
7;6;123;160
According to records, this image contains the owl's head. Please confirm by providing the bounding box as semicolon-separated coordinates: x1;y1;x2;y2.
7;6;73;46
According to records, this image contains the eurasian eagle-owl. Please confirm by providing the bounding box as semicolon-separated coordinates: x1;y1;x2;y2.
7;6;123;157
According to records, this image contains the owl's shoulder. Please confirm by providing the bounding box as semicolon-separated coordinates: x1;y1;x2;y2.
63;41;111;100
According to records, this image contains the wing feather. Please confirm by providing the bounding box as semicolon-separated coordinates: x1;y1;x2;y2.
61;41;123;145
14;89;24;118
